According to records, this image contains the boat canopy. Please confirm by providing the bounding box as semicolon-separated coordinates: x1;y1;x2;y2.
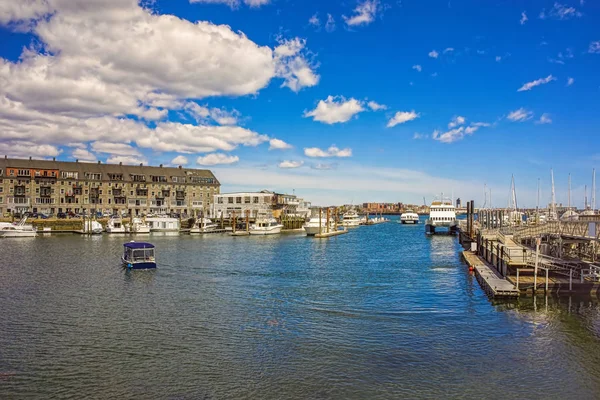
124;242;155;249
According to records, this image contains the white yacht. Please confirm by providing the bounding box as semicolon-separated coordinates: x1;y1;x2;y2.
190;217;220;234
146;216;180;232
303;217;335;236
83;219;103;234
0;217;37;238
250;218;283;235
341;210;361;227
425;196;458;234
106;217;127;233
129;217;151;234
400;210;419;224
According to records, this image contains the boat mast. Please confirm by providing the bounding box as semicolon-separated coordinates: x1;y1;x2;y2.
483;184;487;209
585;185;588;210
568;173;571;210
537;178;540;223
551;168;557;219
593;168;597;213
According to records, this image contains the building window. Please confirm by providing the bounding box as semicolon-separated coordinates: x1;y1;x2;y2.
61;171;78;179
9;170;14;176
236;197;242;204
218;197;223;204
244;197;250;204
60;189;65;194
228;197;233;204
253;197;259;204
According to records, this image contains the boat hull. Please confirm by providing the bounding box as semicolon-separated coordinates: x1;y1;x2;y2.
249;226;283;235
0;231;37;238
304;225;325;236
401;220;419;224
131;228;151;234
122;257;156;269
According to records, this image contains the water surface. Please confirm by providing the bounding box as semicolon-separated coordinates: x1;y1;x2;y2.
1;217;600;399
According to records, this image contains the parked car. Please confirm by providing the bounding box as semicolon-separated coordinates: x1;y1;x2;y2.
39;213;49;219
57;212;67;219
67;211;76;218
30;212;38;219
13;213;22;219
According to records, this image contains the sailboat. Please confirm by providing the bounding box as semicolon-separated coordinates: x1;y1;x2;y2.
561;173;579;221
505;175;523;225
547;169;558;221
581;169;596;216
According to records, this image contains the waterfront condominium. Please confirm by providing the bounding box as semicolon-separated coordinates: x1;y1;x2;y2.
0;156;220;218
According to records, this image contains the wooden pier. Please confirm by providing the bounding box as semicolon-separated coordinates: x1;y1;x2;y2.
463;251;519;297
315;229;348;238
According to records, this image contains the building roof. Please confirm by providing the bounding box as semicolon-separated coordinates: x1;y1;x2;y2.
0;157;219;185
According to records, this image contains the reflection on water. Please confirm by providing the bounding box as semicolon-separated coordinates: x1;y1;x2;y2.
1;215;600;399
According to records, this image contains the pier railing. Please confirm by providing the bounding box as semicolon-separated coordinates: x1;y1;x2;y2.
513;221;599;242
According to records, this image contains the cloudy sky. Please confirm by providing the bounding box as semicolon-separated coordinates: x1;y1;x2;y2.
0;0;598;207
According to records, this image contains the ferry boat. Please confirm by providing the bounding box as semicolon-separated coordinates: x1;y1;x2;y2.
146;216;180;232
0;217;37;238
341;210;361;227
303;217;335;236
400;210;419;224
121;241;156;269
106;217;127;233
425;196;458;235
249;218;283;235
190;217;220;234
129;217;150;234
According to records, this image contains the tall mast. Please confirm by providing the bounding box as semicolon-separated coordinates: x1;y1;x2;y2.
510;174;518;211
585;185;588;210
551;168;556;219
489;188;492;209
483;183;487;209
593;168;597;213
568;173;571;209
537;178;540;221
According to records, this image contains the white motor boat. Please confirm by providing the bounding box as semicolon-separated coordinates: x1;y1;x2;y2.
0;217;37;238
341;210;361;227
250;218;283;235
303;217;335;236
146;216;181;232
83;220;103;234
130;217;151;234
400;210;420;224
106;217;127;233
425;196;458;234
190;217;220;234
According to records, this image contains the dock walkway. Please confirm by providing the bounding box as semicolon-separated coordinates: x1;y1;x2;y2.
463;251;519;298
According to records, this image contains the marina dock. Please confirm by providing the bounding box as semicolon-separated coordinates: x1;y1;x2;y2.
315;229;348;238
462;251;519;297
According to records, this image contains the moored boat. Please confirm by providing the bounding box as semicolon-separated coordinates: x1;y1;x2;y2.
0;217;37;238
130;217;151;234
425;196;458;235
400;210;419;224
341;210;361;227
190;217;219;234
249;218;283;235
106;217;127;233
121;241;156;269
303;217;335;236
146;216;180;232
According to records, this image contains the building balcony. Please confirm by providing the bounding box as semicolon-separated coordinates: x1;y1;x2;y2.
8;197;30;205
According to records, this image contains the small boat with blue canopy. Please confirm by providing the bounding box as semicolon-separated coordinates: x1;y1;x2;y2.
122;241;156;269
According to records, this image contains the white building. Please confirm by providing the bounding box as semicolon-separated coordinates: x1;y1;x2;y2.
212;191;275;218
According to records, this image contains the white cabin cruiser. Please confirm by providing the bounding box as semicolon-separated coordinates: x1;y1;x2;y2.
250;218;283;235
341;210;361;227
106;217;127;233
303;217;335;236
146;216;180;232
130;217;151;234
83;220;103;234
0;217;37;238
400;210;420;224
190;217;220;234
425;197;458;235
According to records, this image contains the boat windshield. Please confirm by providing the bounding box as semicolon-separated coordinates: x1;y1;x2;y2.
129;248;155;262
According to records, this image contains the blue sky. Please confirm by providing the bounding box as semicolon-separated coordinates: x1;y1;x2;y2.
0;0;598;207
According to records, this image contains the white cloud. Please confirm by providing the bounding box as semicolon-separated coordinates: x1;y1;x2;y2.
91;141;141;156
507;108;533;122
412;64;422;72
567;77;574;86
171;155;189;165
539;3;582;20
536;113;552;124
343;0;380;27
520;11;528;24
312;163;337;170
367;101;387;111
304;145;352;158
309;13;320;27
443;48;454;54
432;126;479;144
184;102;240;126
189;0;270;8
325;14;336;32
431;72;438;77
448;116;466;128
274;37;320;92
413;133;426;140
137;122;268;154
106;155;148;165
589;41;600;54
0;140;61;159
196;153;239;165
495;56;502;62
428;50;439;58
304;96;365;124
71;148;97;163
386;111;419;128
517;75;556;92
269;138;293;150
278;160;304;169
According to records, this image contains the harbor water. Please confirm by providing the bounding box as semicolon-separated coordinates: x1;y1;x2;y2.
2;217;600;399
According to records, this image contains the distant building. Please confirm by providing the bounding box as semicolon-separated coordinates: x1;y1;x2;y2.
362;202;402;213
0;156;219;217
456;198;461;208
212;190;311;219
